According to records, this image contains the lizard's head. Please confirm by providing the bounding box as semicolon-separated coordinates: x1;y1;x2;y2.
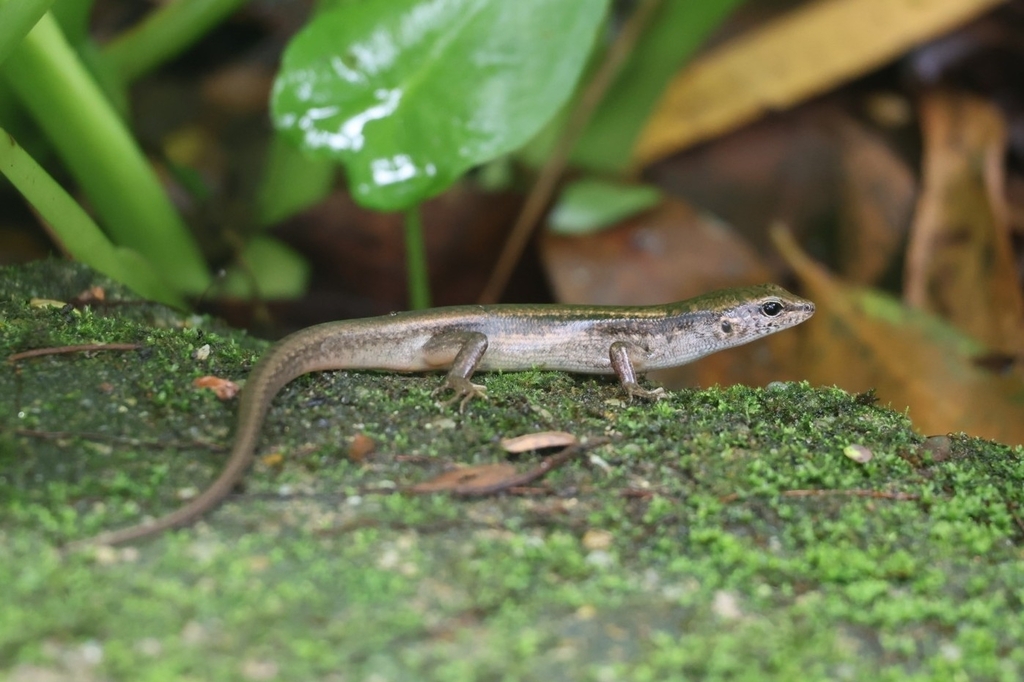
709;283;815;347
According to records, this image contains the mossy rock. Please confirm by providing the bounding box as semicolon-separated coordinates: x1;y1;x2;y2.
1;260;1021;681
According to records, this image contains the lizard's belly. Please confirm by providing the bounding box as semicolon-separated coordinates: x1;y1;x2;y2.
476;336;621;375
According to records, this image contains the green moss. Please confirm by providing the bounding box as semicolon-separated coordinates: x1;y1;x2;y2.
1;261;1023;680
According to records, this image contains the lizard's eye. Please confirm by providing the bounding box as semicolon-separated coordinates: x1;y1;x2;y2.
760;300;784;317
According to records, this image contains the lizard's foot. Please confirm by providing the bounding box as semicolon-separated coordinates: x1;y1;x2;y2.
434;376;488;412
623;382;666;402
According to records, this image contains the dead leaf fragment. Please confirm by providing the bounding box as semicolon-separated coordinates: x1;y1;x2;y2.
408;464;518;495
192;376;240;400
581;529;614;551
501;431;578;453
260;452;284;470
348;433;376;462
74;286;106;304
634;0;1005;166
843;444;874;464
29;298;66;309
408;440;599;496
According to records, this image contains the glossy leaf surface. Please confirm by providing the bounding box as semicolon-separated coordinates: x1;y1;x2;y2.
272;0;608;211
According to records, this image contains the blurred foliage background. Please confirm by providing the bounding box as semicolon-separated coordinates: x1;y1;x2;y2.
1;0;1022;443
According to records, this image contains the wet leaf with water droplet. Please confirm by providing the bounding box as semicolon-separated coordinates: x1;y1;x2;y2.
272;0;609;211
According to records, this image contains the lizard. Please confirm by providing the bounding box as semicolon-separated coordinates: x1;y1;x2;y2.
70;283;814;548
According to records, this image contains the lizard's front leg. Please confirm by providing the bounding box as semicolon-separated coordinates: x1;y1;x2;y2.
424;331;489;411
610;341;665;401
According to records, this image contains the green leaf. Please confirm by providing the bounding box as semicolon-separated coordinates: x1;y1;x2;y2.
256;134;336;227
548;178;661;235
272;0;610;211
218;236;311;300
571;0;744;173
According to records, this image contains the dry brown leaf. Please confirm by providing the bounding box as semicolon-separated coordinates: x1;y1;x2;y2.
1007;176;1024;237
408;463;518;494
633;0;1004;166
645;104;845;254
542;196;770;305
904;90;1024;354
75;286;106;303
192;375;240;400
501;431;578;453
833;114;916;284
772;225;1024;445
347;433;376;462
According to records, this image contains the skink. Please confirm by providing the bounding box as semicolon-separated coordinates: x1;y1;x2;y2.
74;283;814;548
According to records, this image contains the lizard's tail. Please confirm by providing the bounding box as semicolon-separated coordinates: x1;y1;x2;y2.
64;338;312;551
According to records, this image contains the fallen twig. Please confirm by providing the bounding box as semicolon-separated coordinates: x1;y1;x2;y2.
7;343;141;362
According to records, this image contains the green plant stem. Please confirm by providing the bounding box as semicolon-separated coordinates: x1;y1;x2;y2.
103;0;250;82
403;207;431;310
2;12;210;294
0;0;52;67
0;127;185;309
49;0;94;44
478;0;660;304
52;0;130;117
